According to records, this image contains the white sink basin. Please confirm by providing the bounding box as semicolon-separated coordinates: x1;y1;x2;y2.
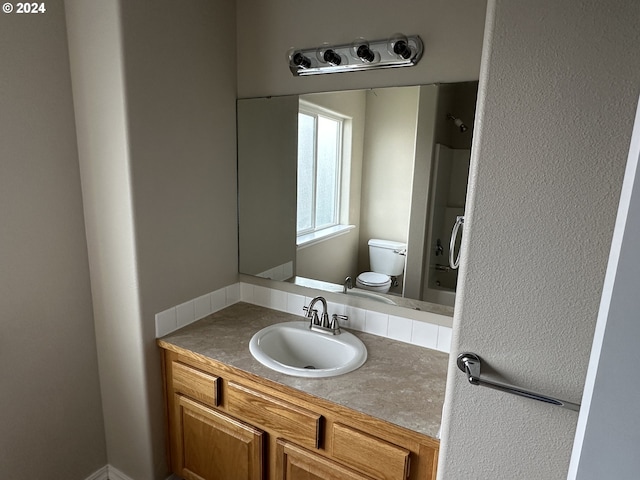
347;288;397;305
249;321;367;378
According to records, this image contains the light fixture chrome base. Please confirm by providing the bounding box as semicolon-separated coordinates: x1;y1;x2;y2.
288;34;423;76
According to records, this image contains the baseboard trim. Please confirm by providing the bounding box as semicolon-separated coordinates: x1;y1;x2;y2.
107;465;136;480
85;465;155;480
85;466;108;480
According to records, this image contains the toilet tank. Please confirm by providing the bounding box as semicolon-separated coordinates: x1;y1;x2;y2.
368;239;407;276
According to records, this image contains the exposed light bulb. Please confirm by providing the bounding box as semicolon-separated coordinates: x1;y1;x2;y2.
388;33;413;60
287;48;311;69
316;44;342;66
351;37;377;63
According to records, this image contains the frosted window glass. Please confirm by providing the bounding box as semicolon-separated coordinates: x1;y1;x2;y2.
315;116;339;228
297;113;315;232
296;106;344;237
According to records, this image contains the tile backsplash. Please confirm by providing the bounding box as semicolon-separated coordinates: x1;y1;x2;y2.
155;282;452;353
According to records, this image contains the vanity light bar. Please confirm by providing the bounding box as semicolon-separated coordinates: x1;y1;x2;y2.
288;34;424;76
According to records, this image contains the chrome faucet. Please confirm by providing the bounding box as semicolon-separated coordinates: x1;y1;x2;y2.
304;296;329;328
343;276;353;293
303;296;347;335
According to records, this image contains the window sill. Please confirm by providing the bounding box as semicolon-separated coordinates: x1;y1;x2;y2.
297;224;355;249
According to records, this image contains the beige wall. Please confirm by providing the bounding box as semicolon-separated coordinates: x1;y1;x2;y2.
358;87;420;271
65;1;154;477
439;0;640;478
0;2;107;478
66;0;238;478
405;85;440;298
238;96;298;276
123;1;238;477
237;0;488;98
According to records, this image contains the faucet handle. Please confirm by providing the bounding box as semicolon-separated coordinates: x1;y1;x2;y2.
330;314;349;330
302;306;317;316
302;306;319;324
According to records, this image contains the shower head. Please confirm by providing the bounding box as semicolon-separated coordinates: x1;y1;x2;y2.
447;113;468;133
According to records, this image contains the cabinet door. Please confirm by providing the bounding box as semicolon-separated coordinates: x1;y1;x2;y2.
173;395;264;480
331;423;410;480
276;439;376;480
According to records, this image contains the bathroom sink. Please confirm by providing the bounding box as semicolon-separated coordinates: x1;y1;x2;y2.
249;321;367;378
347;288;397;305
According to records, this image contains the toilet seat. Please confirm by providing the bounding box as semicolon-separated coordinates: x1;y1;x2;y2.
356;272;392;292
357;272;390;286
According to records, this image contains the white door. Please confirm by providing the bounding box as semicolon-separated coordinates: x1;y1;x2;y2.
567;97;640;479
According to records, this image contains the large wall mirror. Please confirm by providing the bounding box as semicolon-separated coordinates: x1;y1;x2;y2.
238;82;477;314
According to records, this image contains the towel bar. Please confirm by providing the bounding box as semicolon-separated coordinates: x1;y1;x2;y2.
456;352;580;412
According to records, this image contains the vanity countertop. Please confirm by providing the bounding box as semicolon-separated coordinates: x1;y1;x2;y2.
157;302;449;439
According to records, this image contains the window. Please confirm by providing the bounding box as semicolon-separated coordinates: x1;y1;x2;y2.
296;103;345;241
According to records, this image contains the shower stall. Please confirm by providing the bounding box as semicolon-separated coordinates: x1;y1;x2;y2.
402;81;477;308
422;144;470;307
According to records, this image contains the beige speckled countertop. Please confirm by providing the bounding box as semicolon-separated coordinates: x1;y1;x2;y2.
158;302;448;439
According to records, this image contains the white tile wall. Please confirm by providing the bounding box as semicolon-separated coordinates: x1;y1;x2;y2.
194;293;212;319
365;310;389;336
226;283;241;305
344;305;366;331
155;284;243;337
410;321;439;350
388;315;413;343
240;282;254;303
176;300;195;329
286;293;306;315
436;326;453;353
252;285;271;307
154;282;453;353
155;307;177;336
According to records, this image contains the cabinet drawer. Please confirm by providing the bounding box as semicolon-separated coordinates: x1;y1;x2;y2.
171;361;220;407
276;439;376;480
332;423;410;480
227;382;322;449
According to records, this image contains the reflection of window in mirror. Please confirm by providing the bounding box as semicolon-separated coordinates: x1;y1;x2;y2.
297;100;354;247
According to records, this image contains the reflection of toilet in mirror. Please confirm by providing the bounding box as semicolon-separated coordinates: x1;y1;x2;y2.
356;239;407;293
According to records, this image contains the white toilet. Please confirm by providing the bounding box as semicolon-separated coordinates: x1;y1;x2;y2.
356;239;407;293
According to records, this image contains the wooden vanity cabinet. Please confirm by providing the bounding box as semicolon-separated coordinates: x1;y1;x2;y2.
160;347;439;480
173;395;264;480
276;439;375;480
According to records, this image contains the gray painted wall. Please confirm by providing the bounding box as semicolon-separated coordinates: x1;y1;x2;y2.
569;95;640;480
238;96;298;276
439;1;640;478
66;0;238;478
120;6;238;475
0;2;107;477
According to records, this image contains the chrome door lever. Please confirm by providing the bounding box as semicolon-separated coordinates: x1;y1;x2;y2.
457;352;580;412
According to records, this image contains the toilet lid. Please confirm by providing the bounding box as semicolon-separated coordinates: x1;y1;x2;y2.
357;272;390;286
